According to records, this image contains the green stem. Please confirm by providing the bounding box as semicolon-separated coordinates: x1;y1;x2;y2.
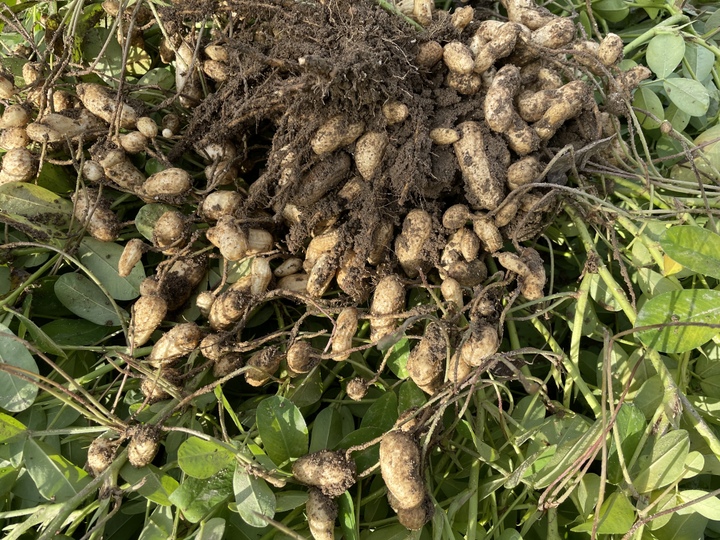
0;254;61;308
567;273;591;410
623;15;689;55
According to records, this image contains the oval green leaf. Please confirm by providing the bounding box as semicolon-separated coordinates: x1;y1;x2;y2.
168;467;232;521
683;43;714;82
646;33;685;79
78;237;145;300
631;429;690;493
256;396;308;466
54;273;127;326
663;77;710;117
0;412;26;443
632;87;664;129
636;289;720;353
0;182;72;241
135;203;176;241
177;437;234;479
660;225;720;280
23;438;91;500
122;463;180;507
0;323;39;412
360;391;398;432
591;0;629;22
233;467;276;528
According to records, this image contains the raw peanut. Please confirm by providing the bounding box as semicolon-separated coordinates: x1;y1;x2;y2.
205;44;229;62
116;131;148;154
139;277;160;298
0;148;35;185
162;114;181;136
0;74;15;99
140;368;181;403
245;347;282;386
446;352;472;384
451;6;474;30
206;215;248;261
415;41;443;69
473;22;521;73
71;187;120;242
413;0;433;26
505;117;540;156
175;39;203;107
370;276;405;341
209;289;251;330
274;257;303;277
598;33;623;66
367;221;394;265
127;425;160;468
442;204;470;230
76;83;138;128
307;488;338;540
147;322;202;368
213;352;243;378
156;255;207;311
395;209;434;278
382;101;410;124
336;249;370;300
442;259;487;287
501;0;555;29
287;341;319;375
199;333;230;363
293;450;357;497
346;377;369;400
536;67;564;89
484;65;521;133
331;307;358;361
507;155;542;190
86;436;117;477
26;110;106;144
458;228;481;261
118;238;146;277
247;228;274;255
531;18;575;49
429;128;459;145
355;131;388;180
446;72;482;95
517;89;558;123
618;65;652;93
296;152;351;206
460;324;499;367
534;81;589;140
307;252;337;297
201;190;243;220
92;146;145;192
244;257;272;295
380;431;424;510
443;42;474;75
142;167;192;201
393;494;434;530
518;246;545;300
311;116;365;155
473;217;503;253
277;273;310;293
136;117;158;139
202;59;229;82
0;105;29;129
406;322;445;394
441;277;463;308
82;160;104;182
493;198;520;228
304;229;341;272
453;122;504;210
571;40;601;72
0;127;28;150
196;291;215;317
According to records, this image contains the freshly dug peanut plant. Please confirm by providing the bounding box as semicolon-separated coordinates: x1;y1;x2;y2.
293;450;357;497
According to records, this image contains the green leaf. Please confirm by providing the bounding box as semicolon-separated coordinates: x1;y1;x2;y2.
256;396;308;466
660;226;720;280
81;27;123;81
572;491;636;534
663;77;710;117
233;467;276;528
178;437;235;479
286;369;323;408
386;338;410;378
607;404;646;484
360;391;398;432
646;33;685;78
664;103;691;132
358;524;411;540
0;323;39;412
275;490;308;512
397;380;426;413
54;273;127;326
588;273;623;311
168;467;233;522
0;265;10;296
635;289;720;353
631;429;690;493
0;466;19;498
591;0;629;22
0;412;26;443
138;506;174;540
310;407;348;453
9;310;66;357
23;438;90;500
675;489;720;518
0;182;72;241
633;86;664;129
41;319;112;346
120;463;179;506
339;490;358;540
696;344;720;398
197;518;226;540
135;203;177;241
683;43;714;82
78;237;145;300
653;511;708;540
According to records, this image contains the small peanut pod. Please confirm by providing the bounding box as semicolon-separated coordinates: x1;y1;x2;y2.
441;277;463;309
209;289;251;330
429;128;459;145
76;83;138;128
530;17;576;49
93;147;146;192
130;295;167;349
445;72;482;95
156;255;207;311
287;341;320;375
127;425;160;468
413;0;433;26
175;40;203;107
370;276;405;341
296;152;351;206
141;368;181;403
382;101;410;124
26;110;106;144
459;324;500;367
453;122;505;211
484;65;521;133
395;209;434;278
496;248;545;300
0;104;29;129
247;228;274;255
446;351;472;384
355;131;388;180
304;229;341;272
380;431;425;510
136;117;158;139
307;488;338;540
415;41;444;70
307;252;337;297
473;216;503;253
116;131;148;154
142;167;192;202
311;116;365;155
206;216;248;261
367;221;394;265
442;204;470;231
245;347;282;387
0;148;36;185
202;59;229;82
331;306;358;361
598;33;623;66
153;211;188;253
277;273;310;293
86;436;118;477
293;450;357;498
505;116;540;156
493;198;520;228
534;80;590;140
473;22;521;74
451;6;474;30
0;127;29;150
394;494;435;531
274;257;303;277
201;190;243;221
517;89;559;123
119;238;146;277
406;322;446;394
507;155;542;190
147;322;203;368
71;187;120;242
443;42;475;75
618;65;652;93
501;0;555;29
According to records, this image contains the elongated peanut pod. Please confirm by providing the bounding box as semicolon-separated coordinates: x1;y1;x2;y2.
130;295;167;348
531;18;576;49
71;187;120;242
443;42;474;75
206;216;248;261
453;122;505;210
307;488;338;540
331;307;358;361
119;238;146;277
370;276;405;341
459;324;499;367
395;209;433;278
311;116;365;155
142;168;192;202
355;131;388;180
599;33;623;66
147;322;202;368
413;0;433;26
307;253;337;297
406;322;445;394
76;83;138;128
0;148;36;185
484;65;521;133
534;81;589;140
380;431;425;510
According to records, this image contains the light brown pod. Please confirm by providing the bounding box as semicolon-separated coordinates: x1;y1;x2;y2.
82;160;104;182
117;131;148;154
142;168;192;202
507;155;542;190
292;450;357;497
474;22;521;73
413;0;433;26
196;291;215;318
213;352;243;378
153;211;188;253
147;322;202;367
618;65;652;93
429;128;459;146
277;273;310;293
0;104;29;129
530;17;576;49
156;255;207;311
247;228;274;255
534;81;589;140
451;5;474;30
331;307;358;361
493;198;520;228
505;117;540;156
93;147;145;192
205;44;229;62
245;347;282;386
442;204;470;230
395;209;434;278
199;333;229;363
295;152;351;207
446;352;472;384
274;257;303;277
367;221;394;265
307;252;337;297
446;72;482;95
517;89;558;123
454;122;504;211
201;190;243;220
380;431;424;510
304;229;341;272
119;238;146;277
205;162;237;186
502;0;555;29
473;217;503;253
136;117;158;139
203;59;229;82
71;188;120;242
406;322;445;394
441;277;463;308
287;341;319;375
175;40;202;108
355;131;388;180
598;33;623;66
0;148;35;185
311;116;365;155
127;425;160;468
26;110;106;144
370;276;405;341
393;494;434;530
76;83;138;128
0;127;29;150
206;216;248;261
209;289;251;330
307;488;338;540
443;42;474;75
484;65;521;133
460;325;499;367
87;436;117;477
382;101;410;124
346;377;369;401
0;75;14;100
443;259;487;288
518;247;546;300
415;41;444;70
